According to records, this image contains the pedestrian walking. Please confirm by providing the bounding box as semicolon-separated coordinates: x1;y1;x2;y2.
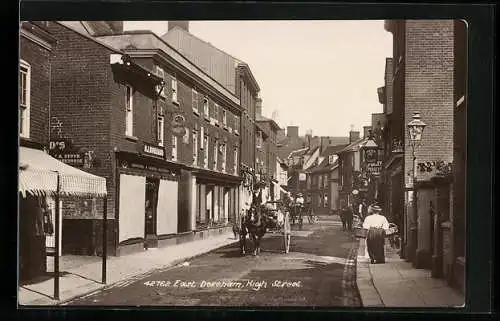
362;204;389;264
345;206;354;231
358;199;368;220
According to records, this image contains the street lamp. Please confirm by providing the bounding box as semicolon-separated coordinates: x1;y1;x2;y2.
407;112;426;263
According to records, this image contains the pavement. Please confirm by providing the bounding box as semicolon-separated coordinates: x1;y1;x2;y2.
18;231;240;306
60;215;361;307
356;237;465;308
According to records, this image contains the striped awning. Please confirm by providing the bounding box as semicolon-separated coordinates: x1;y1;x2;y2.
19;147;107;198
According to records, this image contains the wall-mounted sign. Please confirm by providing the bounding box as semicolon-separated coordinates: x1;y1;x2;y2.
172;114;187;137
366;161;383;176
141;142;165;159
298;173;306;181
49;139;84;167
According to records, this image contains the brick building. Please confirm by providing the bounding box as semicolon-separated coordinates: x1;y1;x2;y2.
451;19;467;294
255;98;281;200
19;21;57;281
161;22;260;209
305;144;347;215
384;20;455;269
42;21;242;256
382;20;465;296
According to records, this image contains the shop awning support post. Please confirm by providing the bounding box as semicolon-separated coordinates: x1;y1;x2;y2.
54;171;60;300
102;196;108;284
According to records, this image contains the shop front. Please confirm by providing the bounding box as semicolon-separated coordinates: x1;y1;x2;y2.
193;169;242;232
19;145;107;298
114;143;182;255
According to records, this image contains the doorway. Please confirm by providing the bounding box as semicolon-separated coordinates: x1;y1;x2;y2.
145;177;159;247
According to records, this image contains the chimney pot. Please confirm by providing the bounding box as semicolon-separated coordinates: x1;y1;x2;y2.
168;21;189;32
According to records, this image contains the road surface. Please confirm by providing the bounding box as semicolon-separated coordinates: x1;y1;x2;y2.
64;216;361;307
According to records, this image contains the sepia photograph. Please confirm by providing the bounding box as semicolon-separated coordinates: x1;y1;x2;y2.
18;18;470;309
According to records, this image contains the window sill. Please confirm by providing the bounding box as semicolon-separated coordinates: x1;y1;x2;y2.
193;109;200;116
172;100;180;106
125;135;138;142
234;130;239;136
204;115;211;122
223;125;229;131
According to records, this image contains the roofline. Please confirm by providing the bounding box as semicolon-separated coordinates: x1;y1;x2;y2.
287;147;309;159
256;117;281;131
56;21;123;54
237;63;260;93
21;22;58;51
164;26;260;92
97;31;240;106
124;49;241;112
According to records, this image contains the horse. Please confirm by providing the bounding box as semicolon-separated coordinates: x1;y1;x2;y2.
238;205;269;256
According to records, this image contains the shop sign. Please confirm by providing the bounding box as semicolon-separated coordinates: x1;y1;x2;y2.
49;139;84;167
364;148;379;163
366;161;382;176
172;114;187;137
141;142;165;159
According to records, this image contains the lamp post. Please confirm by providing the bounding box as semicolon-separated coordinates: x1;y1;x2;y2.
361;130;379;205
406;112;427;263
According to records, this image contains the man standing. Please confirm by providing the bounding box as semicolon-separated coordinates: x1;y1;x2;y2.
363;204;389;264
358;199;368;220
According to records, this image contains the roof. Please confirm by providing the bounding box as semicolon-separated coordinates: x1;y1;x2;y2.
308;144;348;173
162;26;260;94
19;147;107;198
256;115;281;131
287;147;309;159
96;31;240;107
337;137;373;154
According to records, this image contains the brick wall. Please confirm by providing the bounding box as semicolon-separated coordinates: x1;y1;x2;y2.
20;34;52;145
404;20;454;186
48;22;117;219
385;58;394;115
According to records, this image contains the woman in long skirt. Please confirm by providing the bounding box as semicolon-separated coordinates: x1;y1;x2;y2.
363;204;389;264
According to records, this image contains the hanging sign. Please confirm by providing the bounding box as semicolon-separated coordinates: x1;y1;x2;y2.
172;114;187;137
366;161;383;176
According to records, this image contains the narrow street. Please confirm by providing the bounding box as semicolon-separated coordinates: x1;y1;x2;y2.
64;216;360;307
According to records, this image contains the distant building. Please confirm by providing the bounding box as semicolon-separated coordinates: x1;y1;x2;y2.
305;144;347;215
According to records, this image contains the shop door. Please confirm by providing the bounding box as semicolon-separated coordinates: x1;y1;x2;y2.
145;177;159;237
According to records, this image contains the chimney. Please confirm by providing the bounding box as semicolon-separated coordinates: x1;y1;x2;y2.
168;21;189;32
287;126;299;138
363;126;372;138
256;98;263;117
349;130;360;143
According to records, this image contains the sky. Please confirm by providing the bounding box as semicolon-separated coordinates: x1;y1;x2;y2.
124;20;393;137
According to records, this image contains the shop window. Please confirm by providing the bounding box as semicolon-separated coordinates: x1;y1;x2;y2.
19;60;30;138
